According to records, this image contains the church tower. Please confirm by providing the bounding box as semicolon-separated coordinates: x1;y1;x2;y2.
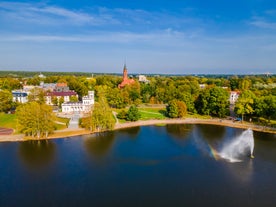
123;64;128;82
118;64;135;88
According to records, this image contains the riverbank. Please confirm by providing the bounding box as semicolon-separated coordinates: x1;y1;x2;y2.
0;118;275;142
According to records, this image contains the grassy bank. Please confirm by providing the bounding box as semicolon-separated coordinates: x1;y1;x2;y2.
0;113;17;129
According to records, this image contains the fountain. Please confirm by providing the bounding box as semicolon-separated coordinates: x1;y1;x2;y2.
219;129;254;162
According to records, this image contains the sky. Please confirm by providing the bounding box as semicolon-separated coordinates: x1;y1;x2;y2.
0;0;276;74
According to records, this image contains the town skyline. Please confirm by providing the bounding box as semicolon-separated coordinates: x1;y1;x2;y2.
1;0;276;74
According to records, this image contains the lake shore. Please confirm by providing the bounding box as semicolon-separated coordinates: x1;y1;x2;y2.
0;118;275;142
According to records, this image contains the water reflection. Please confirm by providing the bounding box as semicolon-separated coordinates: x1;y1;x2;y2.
18;140;56;170
166;124;193;139
196;124;226;140
224;160;254;183
84;131;115;158
118;126;140;138
253;131;276;163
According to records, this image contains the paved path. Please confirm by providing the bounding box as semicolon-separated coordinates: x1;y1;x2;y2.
67;113;80;129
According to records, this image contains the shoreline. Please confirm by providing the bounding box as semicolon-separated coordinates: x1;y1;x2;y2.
0;118;275;143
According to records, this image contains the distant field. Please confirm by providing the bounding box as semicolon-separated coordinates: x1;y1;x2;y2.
0;113;17;129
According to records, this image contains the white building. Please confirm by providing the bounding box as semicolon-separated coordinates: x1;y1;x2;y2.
138;75;150;83
62;91;94;113
12;90;29;103
230;91;240;104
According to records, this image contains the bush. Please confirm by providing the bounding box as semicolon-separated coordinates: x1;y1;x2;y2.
126;105;141;121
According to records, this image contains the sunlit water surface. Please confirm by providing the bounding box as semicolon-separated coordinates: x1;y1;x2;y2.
1;124;276;207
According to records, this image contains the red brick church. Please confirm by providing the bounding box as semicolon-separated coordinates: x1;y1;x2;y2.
118;64;135;88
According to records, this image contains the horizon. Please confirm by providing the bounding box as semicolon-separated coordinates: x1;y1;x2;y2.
0;69;274;77
1;0;276;74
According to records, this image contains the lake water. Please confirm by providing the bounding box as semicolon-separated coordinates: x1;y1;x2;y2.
1;124;276;207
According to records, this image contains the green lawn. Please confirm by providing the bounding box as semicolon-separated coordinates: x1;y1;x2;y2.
0;113;17;129
138;107;166;120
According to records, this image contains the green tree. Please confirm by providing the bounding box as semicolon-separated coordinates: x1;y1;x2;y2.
58;97;64;108
28;88;45;104
16;102;55;138
195;87;229;118
82;96;115;131
106;88;126;108
0;90;13;112
126;105;141;121
166;100;179;118
234;90;255;121
70;95;79;102
52;96;58;105
176;101;187;118
166;100;187;118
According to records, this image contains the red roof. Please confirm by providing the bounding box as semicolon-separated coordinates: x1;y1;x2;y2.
56;83;67;87
46;91;77;96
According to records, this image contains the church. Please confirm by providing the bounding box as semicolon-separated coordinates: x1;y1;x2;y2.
118;64;135;88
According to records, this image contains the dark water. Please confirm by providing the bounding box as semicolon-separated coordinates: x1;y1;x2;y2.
1;124;276;207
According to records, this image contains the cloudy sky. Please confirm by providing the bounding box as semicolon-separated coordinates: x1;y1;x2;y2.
0;0;276;74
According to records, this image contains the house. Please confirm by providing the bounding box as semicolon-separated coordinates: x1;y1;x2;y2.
61;91;94;113
230;91;240;104
45;83;78;105
138;75;150;83
12;90;29;103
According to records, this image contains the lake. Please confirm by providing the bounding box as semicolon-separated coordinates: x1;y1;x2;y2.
1;124;276;207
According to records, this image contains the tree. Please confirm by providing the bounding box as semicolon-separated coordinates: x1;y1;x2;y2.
16;102;55;138
166;100;187;118
58;97;64;108
0;90;13;112
195;87;229;118
126;105;141;121
82;96;115;131
28;88;45;104
254;95;276;122
106;88;126;108
176;101;187;118
166;100;179;118
234;90;255;121
70;95;78;102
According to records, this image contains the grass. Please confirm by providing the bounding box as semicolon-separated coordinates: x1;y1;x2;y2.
0;113;17;128
0;113;69;131
138;107;166;120
56;116;70;124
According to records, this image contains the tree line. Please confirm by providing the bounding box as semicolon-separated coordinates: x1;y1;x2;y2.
1;74;276;135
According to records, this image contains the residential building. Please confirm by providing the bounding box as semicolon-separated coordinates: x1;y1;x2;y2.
62;91;94;113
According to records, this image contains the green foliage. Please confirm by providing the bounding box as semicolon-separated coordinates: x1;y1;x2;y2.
0;78;22;90
195;86;229;118
166;100;187;118
28;88;45;104
0;90;13;112
16;102;55;138
117;110;127;119
58;97;64;108
234;90;255;121
106;88;127;108
254;95;276;121
166;100;179;118
126;105;141;121
70;95;79;102
82;96;115;131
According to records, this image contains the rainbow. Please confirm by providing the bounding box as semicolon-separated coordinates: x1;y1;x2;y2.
208;144;220;160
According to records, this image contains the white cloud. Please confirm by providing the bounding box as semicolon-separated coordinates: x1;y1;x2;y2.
0;1;115;26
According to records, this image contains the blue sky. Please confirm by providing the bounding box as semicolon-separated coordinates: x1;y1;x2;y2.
0;0;276;74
